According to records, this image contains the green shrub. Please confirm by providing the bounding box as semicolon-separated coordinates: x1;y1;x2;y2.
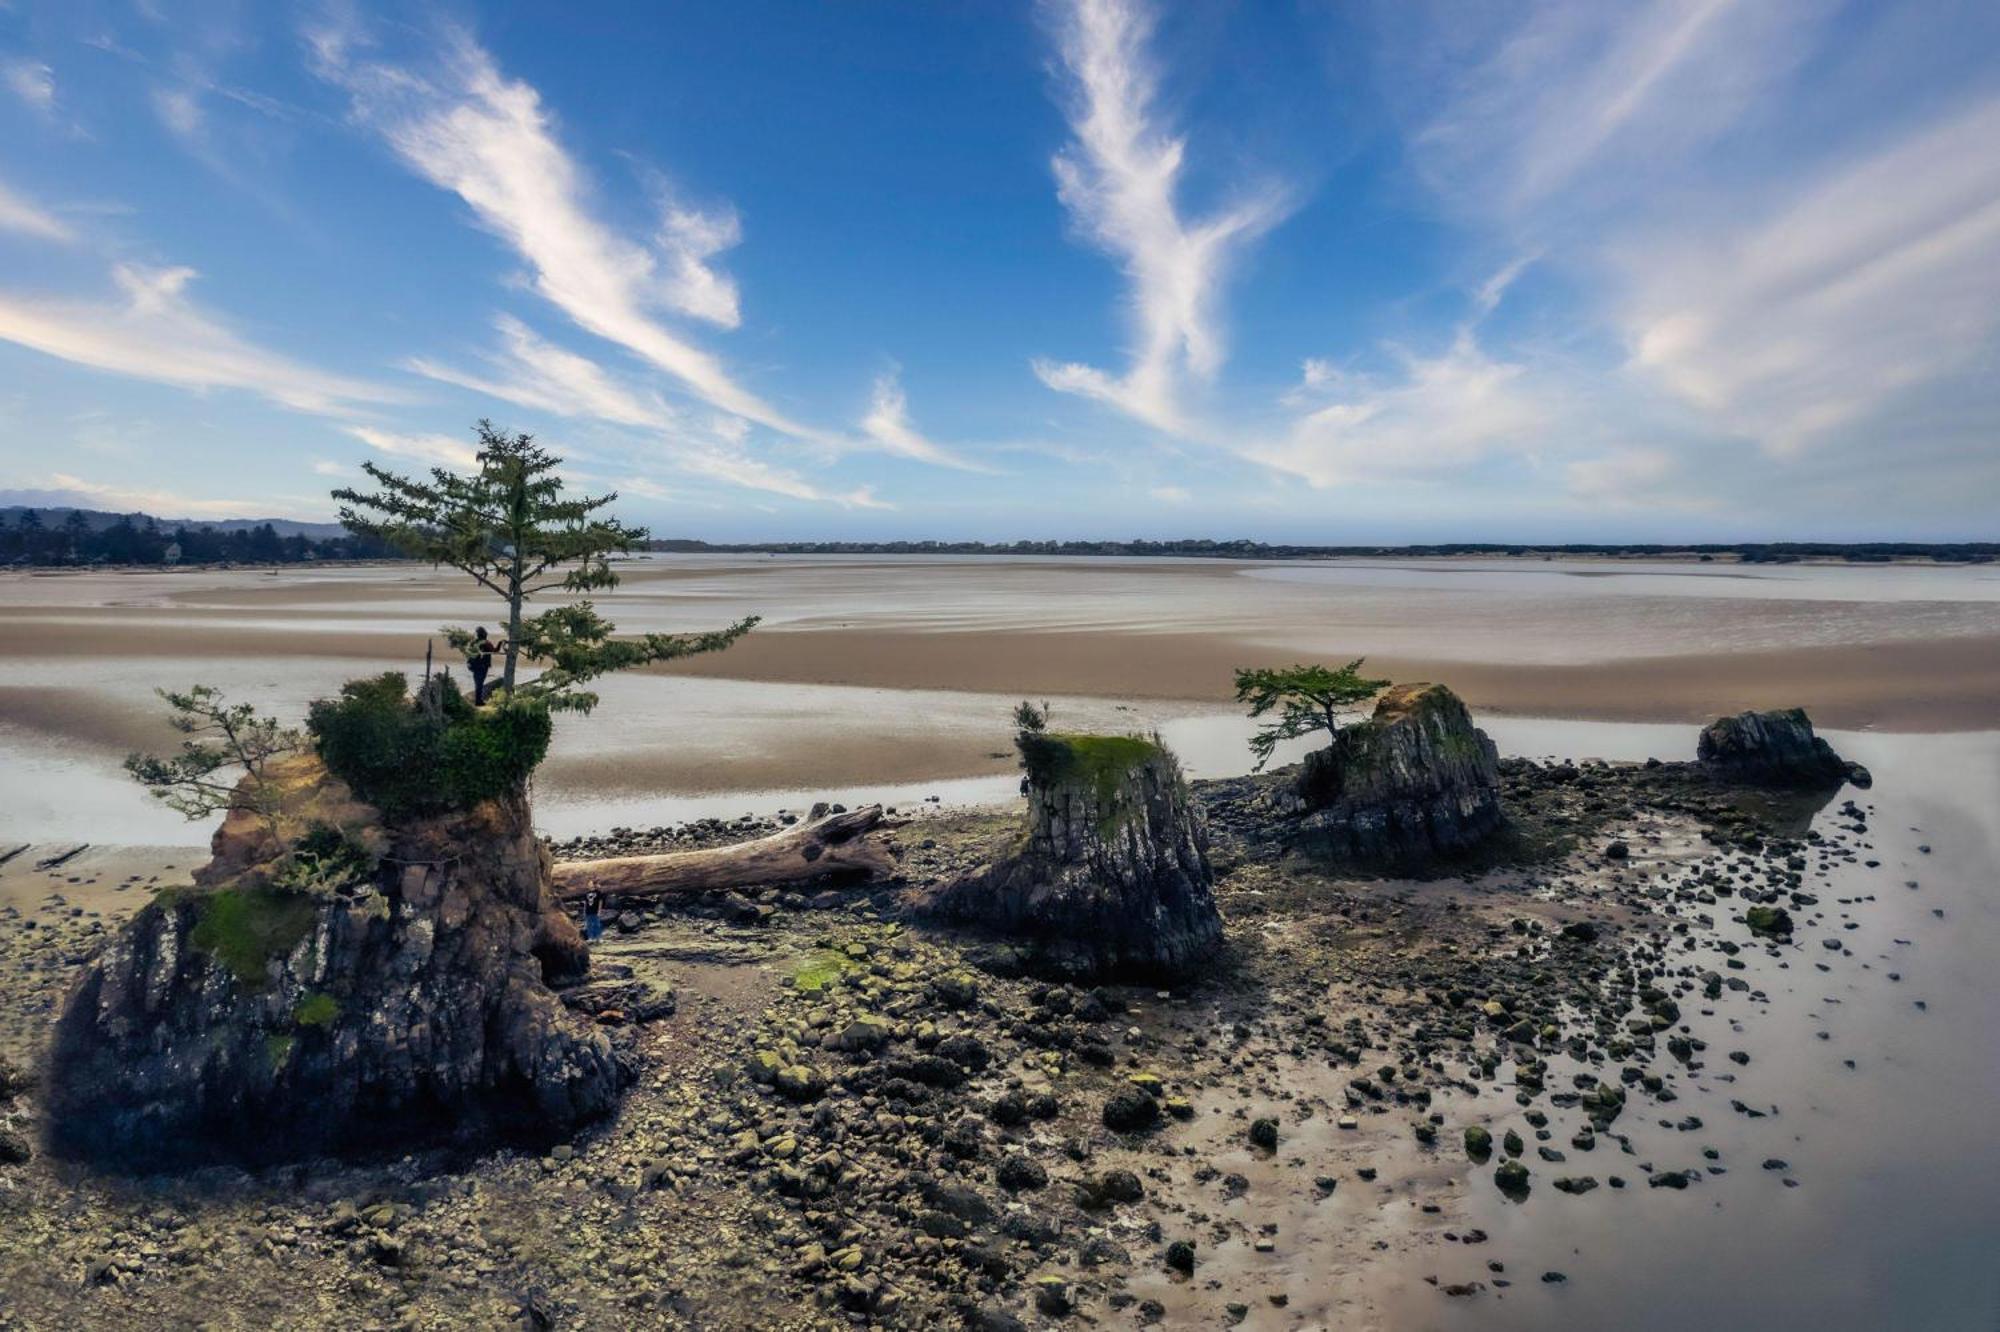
268;822;379;897
307;672;551;819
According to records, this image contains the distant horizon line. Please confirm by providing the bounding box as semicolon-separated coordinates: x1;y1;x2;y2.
4;504;1995;558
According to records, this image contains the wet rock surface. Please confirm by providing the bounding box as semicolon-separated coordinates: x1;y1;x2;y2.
0;732;1927;1330
1698;707;1870;789
1284;683;1503;864
925;737;1220;979
43;757;624;1169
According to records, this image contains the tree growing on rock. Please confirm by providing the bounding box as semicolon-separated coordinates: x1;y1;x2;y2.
1233;659;1390;770
124;686;303;828
333;420;757;714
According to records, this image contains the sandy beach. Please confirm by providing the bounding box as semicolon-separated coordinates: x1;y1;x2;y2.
2;557;1998;843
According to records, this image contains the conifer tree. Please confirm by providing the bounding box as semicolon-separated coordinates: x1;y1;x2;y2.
334;420;754;711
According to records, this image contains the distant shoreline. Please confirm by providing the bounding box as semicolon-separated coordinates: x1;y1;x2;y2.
645;539;1999;565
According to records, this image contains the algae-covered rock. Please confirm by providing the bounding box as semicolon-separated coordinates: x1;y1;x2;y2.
1289;683;1502;862
1288;680;1496;856
1697;708;1869;788
928;733;1219;979
45;755;623;1169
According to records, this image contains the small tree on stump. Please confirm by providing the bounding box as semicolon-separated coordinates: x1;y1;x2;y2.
124;686;302;828
333;420;756;713
1233;659;1390;770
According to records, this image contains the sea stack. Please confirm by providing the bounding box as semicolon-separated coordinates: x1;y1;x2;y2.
927;733;1220;979
1291;682;1503;862
1697;707;1870;788
44;756;624;1169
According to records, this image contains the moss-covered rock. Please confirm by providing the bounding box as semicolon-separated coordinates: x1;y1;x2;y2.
927;733;1218;979
45;755;621;1170
1288;683;1503;863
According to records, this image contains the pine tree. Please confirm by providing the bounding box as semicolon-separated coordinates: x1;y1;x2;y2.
333;420;755;711
1233;659;1390;770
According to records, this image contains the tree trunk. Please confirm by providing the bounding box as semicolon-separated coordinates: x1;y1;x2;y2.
552;805;892;899
504;553;522;693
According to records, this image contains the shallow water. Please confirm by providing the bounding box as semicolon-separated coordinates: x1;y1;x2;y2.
1113;727;2000;1331
3;554;1997;843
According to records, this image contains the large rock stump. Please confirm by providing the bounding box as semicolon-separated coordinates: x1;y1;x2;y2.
1697;708;1869;788
1291;683;1502;862
45;756;624;1169
928;734;1219;979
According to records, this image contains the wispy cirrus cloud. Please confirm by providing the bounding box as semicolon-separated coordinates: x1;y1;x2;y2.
860;369;989;472
679;442;890;510
12;473;298;519
1392;0;2000;464
1033;0;1289;434
0;178;73;243
310;21;820;442
3;58;56;115
341;424;479;470
406;313;677;430
655;200;743;329
1250;258;1556;487
1620;93;2000;455
0;262;395;414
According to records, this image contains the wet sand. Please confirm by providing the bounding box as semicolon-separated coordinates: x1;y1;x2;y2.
3;555;1998;845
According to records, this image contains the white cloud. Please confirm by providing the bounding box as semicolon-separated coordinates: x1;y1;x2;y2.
151;85;203;139
1565;447;1675;504
406;314;676;429
0;263;395;414
1033;0;1289;433
1621;94;2000;454
37;473;283;519
4;59;55;113
341;424;479;470
0;178;72;243
1149;484;1190;504
678;444;890;509
313;26;820;441
656;201;742;328
310;459;351;477
1408;0;1821;225
860;369;989;471
1254;326;1553;488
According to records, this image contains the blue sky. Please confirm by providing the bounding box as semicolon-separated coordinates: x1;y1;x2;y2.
1;0;1996;542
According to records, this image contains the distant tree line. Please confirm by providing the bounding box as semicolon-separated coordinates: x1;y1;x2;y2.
0;509;401;567
645;536;1996;564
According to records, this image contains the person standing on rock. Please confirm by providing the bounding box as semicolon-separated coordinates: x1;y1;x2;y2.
583;889;605;942
467;627;500;705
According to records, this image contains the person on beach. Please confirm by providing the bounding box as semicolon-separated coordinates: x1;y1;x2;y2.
467;627;500;704
583;889;604;942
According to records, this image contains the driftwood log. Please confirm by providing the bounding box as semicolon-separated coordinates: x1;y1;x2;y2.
552;805;892;900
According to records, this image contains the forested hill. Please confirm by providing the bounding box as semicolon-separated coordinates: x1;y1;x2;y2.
0;506;395;567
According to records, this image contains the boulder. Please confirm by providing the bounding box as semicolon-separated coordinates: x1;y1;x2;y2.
44;755;624;1169
925;734;1219;979
1290;683;1502;862
1697;708;1869;788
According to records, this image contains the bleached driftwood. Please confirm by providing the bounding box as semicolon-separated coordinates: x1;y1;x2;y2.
552;805;892;899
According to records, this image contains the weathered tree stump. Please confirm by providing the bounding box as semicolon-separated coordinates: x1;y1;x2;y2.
45;756;623;1169
1289;682;1502;862
926;734;1220;979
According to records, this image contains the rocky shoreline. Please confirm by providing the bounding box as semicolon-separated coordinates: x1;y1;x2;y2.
0;744;1894;1329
